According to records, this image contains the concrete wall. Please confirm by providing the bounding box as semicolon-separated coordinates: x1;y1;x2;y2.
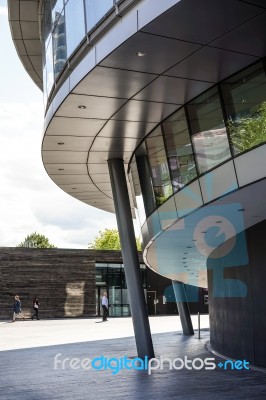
0;248;127;320
208;220;266;368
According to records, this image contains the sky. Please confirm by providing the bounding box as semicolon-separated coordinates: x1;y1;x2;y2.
0;0;121;249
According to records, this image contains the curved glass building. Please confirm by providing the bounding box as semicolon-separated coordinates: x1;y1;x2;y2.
8;0;266;365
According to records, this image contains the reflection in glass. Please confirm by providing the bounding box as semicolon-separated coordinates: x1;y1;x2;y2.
42;0;52;46
85;0;114;32
188;87;230;174
221;62;266;155
129;164;146;227
65;0;86;58
42;0;116;97
53;7;67;78
109;286;122;304
46;37;54;94
146;127;173;206
42;39;48;106
52;0;64;26
163;108;197;192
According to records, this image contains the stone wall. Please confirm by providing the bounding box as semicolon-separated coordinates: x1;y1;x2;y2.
0;248;129;320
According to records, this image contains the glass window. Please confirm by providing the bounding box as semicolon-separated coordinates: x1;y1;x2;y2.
145;127;173;207
95;266;107;284
42;0;52;47
52;0;64;27
221;61;266;155
163;108;197;192
129;158;147;226
121;288;129;304
108;266;121;287
53;7;67;78
85;0;114;32
65;0;86;58
109;286;122;304
42;40;48;106
140;267;147;288
46;36;55;95
187;87;231;174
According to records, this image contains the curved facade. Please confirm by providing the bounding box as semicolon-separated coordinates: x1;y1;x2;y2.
8;0;266;365
42;0;116;102
129;61;266;217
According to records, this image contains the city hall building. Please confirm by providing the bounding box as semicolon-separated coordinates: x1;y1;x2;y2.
8;0;266;366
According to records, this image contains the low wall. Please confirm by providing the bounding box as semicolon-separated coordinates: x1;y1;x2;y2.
0;248;126;320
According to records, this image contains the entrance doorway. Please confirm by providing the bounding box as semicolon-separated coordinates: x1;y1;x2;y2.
147;291;157;315
96;286;107;316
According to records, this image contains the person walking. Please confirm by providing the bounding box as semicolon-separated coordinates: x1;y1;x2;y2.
31;297;40;320
12;295;25;322
102;292;109;322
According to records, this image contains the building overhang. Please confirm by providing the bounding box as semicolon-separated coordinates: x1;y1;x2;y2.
8;0;43;90
41;0;266;215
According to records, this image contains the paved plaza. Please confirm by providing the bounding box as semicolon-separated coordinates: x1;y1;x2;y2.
0;315;265;399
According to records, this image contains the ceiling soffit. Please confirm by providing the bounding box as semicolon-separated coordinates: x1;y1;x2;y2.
42;0;266;216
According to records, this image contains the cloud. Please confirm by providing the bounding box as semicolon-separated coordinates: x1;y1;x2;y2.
0;15;127;250
0;6;7;16
0;100;118;249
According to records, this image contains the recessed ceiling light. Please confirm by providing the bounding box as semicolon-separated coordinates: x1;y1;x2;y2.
58;168;64;171
136;51;146;57
58;142;64;145
78;105;86;109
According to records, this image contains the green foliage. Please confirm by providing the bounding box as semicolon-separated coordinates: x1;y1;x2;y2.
89;228;142;251
227;101;266;154
17;232;56;248
154;184;173;207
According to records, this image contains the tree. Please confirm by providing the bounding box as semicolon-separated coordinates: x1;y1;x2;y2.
89;228;142;251
227;101;266;154
17;232;56;248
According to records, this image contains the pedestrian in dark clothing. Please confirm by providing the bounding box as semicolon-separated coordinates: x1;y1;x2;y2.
12;295;25;322
31;297;40;320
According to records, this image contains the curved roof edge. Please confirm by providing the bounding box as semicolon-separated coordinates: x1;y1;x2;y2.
8;0;43;90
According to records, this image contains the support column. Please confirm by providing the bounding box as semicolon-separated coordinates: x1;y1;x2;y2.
108;158;155;359
136;155;156;216
172;280;194;336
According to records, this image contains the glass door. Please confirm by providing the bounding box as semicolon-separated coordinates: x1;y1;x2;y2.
96;286;107;316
